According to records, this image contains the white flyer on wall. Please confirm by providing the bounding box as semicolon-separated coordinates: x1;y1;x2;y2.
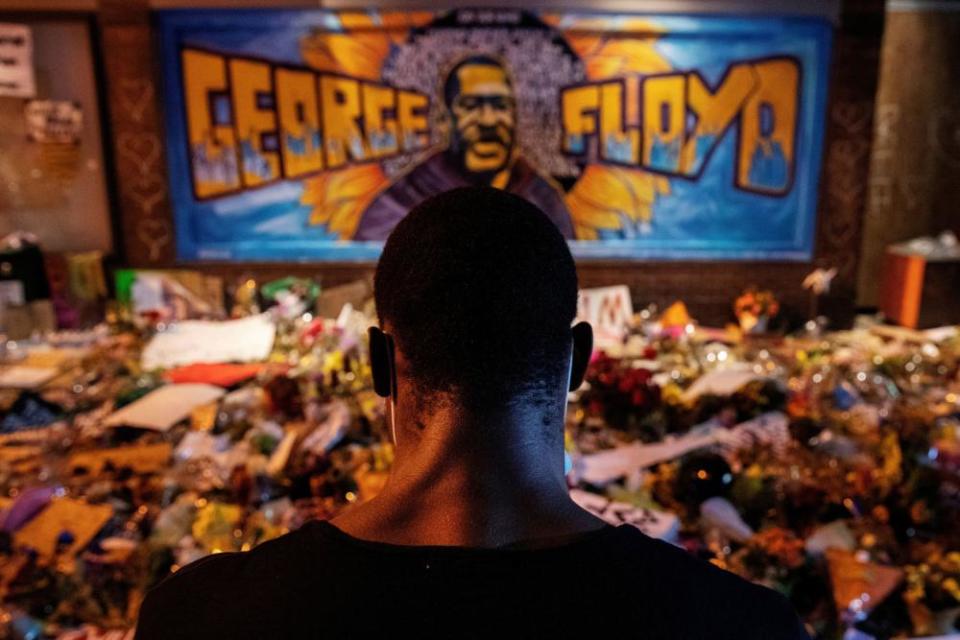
0;24;35;98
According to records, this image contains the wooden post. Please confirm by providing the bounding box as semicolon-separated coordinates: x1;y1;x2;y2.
97;0;176;267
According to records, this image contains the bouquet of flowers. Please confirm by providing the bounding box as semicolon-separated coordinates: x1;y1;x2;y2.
580;352;662;434
734;287;781;334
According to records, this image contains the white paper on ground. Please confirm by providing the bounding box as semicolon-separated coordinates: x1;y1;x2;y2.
700;496;754;543
682;367;764;402
0;366;58;389
141;314;276;370
266;430;298;476
576;429;717;485
576;412;788;485
714;412;790;455
130;274;165;314
104;383;224;431
0;280;25;307
925;326;959;343
805;520;856;556
300;400;351;455
570;489;679;542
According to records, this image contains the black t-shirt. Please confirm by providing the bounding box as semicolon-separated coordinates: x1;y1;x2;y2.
136;521;809;639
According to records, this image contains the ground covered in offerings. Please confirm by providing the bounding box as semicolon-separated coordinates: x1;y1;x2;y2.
0;306;958;639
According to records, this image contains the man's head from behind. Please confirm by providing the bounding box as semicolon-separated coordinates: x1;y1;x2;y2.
372;187;591;429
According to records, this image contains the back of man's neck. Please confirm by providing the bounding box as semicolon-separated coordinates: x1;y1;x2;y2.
331;443;603;548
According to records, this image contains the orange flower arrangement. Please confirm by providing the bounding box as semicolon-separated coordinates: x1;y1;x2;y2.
734;287;780;333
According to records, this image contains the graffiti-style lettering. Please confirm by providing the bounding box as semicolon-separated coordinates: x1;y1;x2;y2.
397;92;429;153
642;75;686;173
560;57;800;195
274;67;324;178
321;76;366;168
600;82;639;164
682;66;754;176
363;84;398;159
738;59;798;194
561;84;599;156
229;58;281;187
181;49;241;198
181;47;430;200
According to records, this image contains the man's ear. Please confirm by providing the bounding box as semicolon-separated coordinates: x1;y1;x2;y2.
368;327;396;398
569;321;593;392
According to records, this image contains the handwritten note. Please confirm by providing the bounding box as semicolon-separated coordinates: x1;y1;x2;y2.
570;489;679;542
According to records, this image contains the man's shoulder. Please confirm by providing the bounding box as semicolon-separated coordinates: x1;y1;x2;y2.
601;527;809;639
158;522;316;584
135;524;323;639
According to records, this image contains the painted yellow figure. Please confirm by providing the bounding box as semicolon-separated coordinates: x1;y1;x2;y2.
448;61;516;175
353;55;574;240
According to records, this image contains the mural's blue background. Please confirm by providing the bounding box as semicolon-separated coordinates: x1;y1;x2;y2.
158;10;832;262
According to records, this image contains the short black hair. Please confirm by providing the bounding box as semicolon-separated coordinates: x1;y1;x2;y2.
443;55;511;108
374;187;578;407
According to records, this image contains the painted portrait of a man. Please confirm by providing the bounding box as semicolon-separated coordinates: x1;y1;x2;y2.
353;55;575;240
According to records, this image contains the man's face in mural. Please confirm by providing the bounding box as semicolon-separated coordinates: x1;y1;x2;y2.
446;60;516;175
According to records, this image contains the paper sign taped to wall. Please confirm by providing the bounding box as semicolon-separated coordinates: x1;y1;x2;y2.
577;285;633;350
0;24;35;98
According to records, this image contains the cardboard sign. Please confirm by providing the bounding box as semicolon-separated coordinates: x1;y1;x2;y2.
577;285;633;349
0;23;35;98
104;383;225;431
14;498;113;558
68;442;173;475
826;548;903;616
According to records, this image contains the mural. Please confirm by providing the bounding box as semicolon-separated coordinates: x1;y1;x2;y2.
158;9;832;261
